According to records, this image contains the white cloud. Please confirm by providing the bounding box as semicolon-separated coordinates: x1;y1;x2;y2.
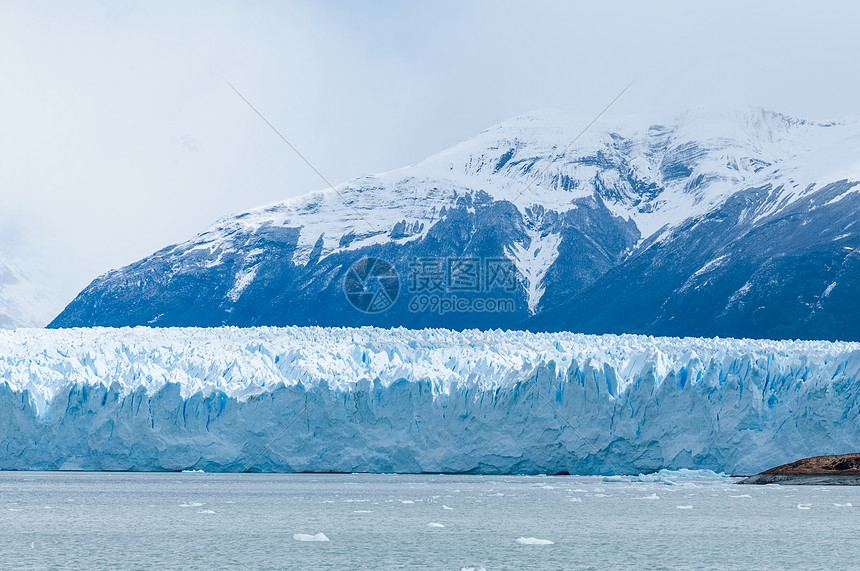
1;0;858;321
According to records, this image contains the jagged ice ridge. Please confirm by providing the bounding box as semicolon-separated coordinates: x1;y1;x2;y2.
1;326;859;474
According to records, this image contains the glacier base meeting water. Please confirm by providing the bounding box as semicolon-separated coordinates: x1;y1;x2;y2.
1;326;858;475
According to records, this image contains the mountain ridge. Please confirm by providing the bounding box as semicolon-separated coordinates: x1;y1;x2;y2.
50;107;860;340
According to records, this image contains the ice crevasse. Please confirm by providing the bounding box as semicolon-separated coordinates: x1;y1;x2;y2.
0;326;858;475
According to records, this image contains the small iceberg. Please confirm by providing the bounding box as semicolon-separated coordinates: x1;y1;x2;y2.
293;533;329;542
676;505;693;510
797;504;811;510
604;469;726;485
516;537;554;545
427;522;445;528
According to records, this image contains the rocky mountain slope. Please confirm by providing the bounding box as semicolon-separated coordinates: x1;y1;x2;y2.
50;108;860;340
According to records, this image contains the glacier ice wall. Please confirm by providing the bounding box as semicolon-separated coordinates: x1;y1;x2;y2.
1;327;859;475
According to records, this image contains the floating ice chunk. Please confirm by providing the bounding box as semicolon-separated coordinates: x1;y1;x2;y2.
293;533;329;542
428;522;445;528
179;502;204;508
676;505;693;510
401;500;415;504
30;542;34;549
605;469;727;485
569;497;582;502
442;505;454;510
461;567;486;571
834;502;853;507
797;504;811;510
635;493;660;500
353;510;372;514
198;509;216;514
729;495;751;498
517;537;554;545
182;469;204;473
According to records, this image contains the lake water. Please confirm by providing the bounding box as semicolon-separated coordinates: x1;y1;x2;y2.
1;471;859;570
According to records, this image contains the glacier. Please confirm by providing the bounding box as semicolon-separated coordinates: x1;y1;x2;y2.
1;326;859;475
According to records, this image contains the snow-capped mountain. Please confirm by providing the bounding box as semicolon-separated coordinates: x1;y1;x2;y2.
50;108;860;340
0;252;54;328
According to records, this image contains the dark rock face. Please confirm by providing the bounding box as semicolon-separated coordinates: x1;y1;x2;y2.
528;181;860;341
763;453;860;475
50;194;640;330
739;453;860;485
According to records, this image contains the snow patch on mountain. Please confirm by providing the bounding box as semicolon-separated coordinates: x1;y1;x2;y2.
506;229;562;314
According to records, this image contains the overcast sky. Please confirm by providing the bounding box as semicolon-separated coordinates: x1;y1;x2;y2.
2;0;859;317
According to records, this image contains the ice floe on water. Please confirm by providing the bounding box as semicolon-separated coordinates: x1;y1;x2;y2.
517;537;554;545
179;502;204;508
834;503;853;507
797;504;811;510
293;533;329;542
604;469;728;485
427;522;445;528
676;505;693;510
